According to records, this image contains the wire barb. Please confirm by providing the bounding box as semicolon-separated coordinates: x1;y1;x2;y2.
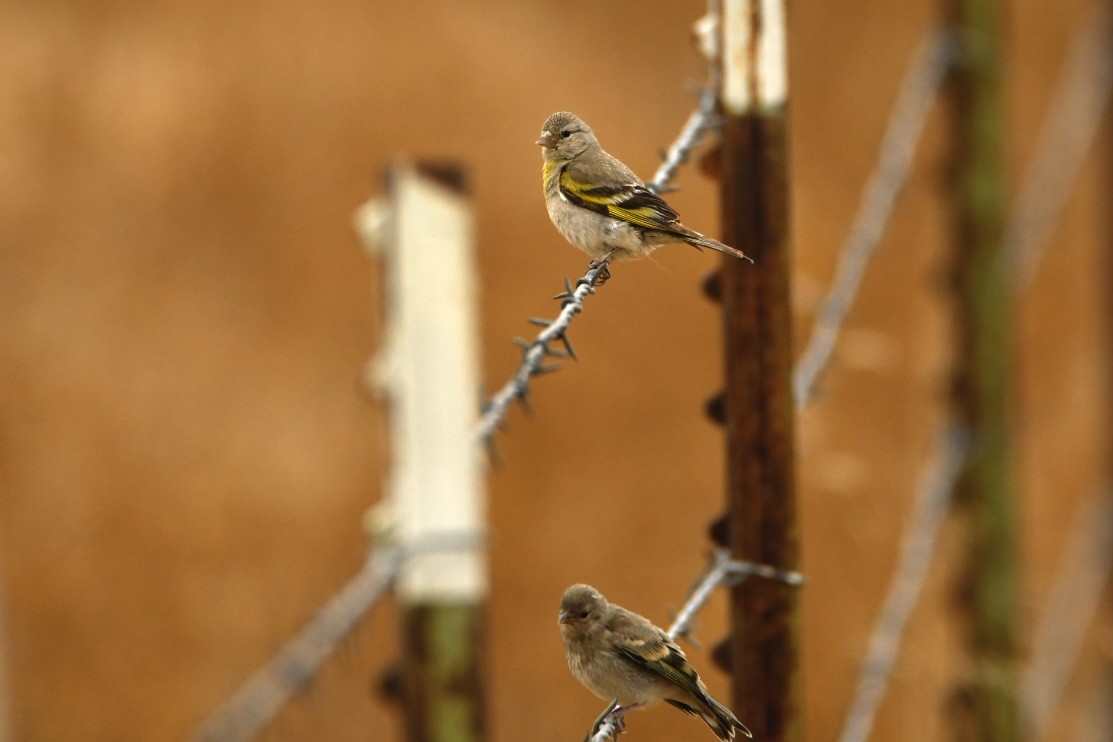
723;557;806;587
556;331;578;361
670;550;803;643
475;258;610;450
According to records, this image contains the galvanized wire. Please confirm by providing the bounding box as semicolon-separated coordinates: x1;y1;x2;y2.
793;30;955;407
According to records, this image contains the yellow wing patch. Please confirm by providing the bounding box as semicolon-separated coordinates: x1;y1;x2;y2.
559;170;678;231
605;203;672;231
543;160;562;194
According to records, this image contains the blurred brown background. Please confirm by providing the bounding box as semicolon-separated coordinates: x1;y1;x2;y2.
1;0;1109;739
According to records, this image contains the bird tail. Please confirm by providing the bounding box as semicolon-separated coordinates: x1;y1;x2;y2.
666;696;752;740
677;229;754;263
700;695;752;741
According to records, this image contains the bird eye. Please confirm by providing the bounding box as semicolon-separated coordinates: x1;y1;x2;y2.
578;610;589;619
561;129;572;138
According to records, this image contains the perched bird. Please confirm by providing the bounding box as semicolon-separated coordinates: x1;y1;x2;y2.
537;111;752;279
558;584;752;740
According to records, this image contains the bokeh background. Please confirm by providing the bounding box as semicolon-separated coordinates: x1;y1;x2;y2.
1;0;1109;739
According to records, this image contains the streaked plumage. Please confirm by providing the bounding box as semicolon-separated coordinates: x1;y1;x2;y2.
537;112;752;265
558;584;752;741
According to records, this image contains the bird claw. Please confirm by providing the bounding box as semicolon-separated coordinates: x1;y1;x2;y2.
601;703;642;737
586;252;616;286
588;701;625;740
595;712;625;739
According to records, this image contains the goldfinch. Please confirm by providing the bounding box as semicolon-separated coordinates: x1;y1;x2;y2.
559;584;752;741
537;112;752;273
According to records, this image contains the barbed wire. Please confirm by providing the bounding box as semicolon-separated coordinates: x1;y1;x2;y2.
586;551;804;742
194;530;484;742
1007;2;1113;292
194;547;404;742
793;29;955;407
476;85;721;453
668;549;804;641
1022;487;1113;739
838;9;1113;739
782;35;963;741
651;87;721;197
837;425;969;742
474;262;608;455
1011;9;1113;736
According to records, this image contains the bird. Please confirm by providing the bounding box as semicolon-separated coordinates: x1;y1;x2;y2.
537;111;751;281
558;584;752;740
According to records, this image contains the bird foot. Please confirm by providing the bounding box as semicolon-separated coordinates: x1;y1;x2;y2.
600;712;625;738
586;259;612;286
602;703;642;736
587;250;618;286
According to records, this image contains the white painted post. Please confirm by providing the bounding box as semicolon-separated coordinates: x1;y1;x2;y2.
357;161;486;741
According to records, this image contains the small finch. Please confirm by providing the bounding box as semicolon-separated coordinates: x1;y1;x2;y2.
558;584;752;740
537;111;751;280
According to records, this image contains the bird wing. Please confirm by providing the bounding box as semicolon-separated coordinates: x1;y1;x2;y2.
609;613;706;700
559;165;680;232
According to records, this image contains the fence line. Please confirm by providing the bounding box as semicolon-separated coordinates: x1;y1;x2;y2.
198;63;724;742
199;4;1112;739
590;8;1112;737
837;9;1113;738
793;29;955;407
584;24;959;742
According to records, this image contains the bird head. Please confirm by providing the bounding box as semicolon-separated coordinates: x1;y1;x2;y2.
536;112;598;162
558;583;607;635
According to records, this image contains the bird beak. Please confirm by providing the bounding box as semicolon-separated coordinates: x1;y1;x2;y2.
536;131;554;148
558;610;572;625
